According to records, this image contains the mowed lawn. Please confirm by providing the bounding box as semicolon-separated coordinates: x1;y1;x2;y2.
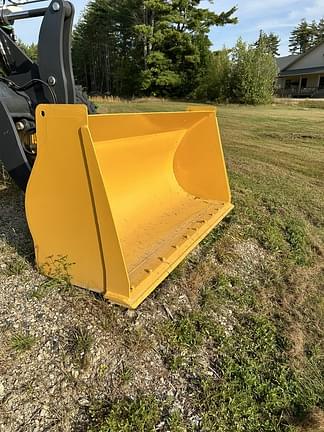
0;101;323;432
94;100;324;431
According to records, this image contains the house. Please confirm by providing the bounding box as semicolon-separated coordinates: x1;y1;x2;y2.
277;42;324;98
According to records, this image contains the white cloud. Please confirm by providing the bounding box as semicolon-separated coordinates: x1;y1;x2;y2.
205;0;298;17
207;0;324;55
255;21;296;30
205;0;323;22
288;0;324;21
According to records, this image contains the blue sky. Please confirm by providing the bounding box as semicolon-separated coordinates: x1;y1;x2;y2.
14;0;324;56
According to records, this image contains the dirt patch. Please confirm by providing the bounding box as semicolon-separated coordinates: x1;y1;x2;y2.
259;131;324;141
297;408;324;432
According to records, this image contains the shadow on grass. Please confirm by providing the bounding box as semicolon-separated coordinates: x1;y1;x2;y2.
0;180;34;261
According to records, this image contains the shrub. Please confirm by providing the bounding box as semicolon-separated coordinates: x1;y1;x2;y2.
195;38;278;105
231;38;278;104
194;49;232;102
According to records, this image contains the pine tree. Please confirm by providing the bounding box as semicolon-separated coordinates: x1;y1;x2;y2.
255;30;280;56
136;0;238;96
310;20;319;45
315;18;324;44
72;0;238;97
72;0;143;95
17;40;38;61
289;19;316;54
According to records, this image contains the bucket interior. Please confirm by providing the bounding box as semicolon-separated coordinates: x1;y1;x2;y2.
88;112;230;288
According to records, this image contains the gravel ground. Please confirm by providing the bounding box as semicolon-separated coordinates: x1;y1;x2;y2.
0;179;208;431
0;177;283;432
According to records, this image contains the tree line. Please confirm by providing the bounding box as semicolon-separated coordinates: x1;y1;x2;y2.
14;2;324;104
72;1;281;104
72;0;237;97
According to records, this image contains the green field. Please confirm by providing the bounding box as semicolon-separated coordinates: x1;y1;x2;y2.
0;101;323;432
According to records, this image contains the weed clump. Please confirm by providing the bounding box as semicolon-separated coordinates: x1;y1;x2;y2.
11;332;37;352
66;326;93;367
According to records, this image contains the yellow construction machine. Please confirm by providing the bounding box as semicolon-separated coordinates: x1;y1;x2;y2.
0;0;233;308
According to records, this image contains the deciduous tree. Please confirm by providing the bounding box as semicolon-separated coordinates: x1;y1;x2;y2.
231;38;277;105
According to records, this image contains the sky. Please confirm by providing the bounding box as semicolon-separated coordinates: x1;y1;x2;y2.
13;0;324;56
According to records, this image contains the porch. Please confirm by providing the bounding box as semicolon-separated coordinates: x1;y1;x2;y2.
277;70;324;98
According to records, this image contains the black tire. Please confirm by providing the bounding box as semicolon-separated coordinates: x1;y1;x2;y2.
75;86;97;114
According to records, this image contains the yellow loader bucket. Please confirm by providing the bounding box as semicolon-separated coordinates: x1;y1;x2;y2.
25;104;233;308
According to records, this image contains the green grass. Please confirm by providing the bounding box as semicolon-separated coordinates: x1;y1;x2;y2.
118;365;134;385
88;396;188;432
92;96;194;113
11;332;37;352
0;254;29;277
79;100;324;431
159;277;323;431
66;326;93;367
28;278;60;300
88;397;161;432
274;98;324;110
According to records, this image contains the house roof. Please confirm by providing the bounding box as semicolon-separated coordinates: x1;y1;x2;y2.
276;55;299;71
280;42;324;73
279;66;324;77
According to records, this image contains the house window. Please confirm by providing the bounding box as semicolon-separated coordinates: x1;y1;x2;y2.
319;76;324;89
285;79;299;89
301;78;308;88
